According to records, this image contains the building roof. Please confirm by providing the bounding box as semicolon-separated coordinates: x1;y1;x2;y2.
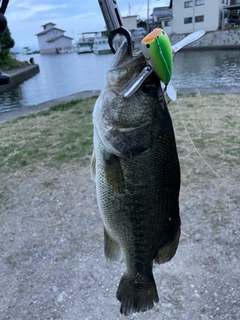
36;27;65;36
152;6;173;20
153;6;172;15
122;15;138;18
46;35;73;42
41;22;56;27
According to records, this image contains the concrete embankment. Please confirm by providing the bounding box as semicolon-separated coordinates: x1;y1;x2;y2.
0;64;40;93
131;29;240;51
0;90;100;122
169;29;240;50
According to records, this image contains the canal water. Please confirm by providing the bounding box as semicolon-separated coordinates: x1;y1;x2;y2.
0;49;239;113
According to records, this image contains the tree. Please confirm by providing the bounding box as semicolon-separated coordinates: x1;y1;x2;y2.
0;26;15;66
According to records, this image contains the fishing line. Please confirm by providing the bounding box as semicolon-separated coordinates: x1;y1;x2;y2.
176;98;223;182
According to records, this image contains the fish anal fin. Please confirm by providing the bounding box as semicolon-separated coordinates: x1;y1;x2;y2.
116;273;159;316
155;226;181;264
103;151;124;192
104;227;121;261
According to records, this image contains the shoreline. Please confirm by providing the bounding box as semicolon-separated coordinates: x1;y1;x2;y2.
0;90;100;122
0;64;40;93
0;87;239;123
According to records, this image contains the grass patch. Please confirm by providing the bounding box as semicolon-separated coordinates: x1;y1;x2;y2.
0;93;239;190
169;93;240;186
0;97;97;172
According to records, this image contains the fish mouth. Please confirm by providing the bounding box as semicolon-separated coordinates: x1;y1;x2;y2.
110;40;145;70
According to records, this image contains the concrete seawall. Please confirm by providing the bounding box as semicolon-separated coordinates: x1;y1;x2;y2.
0;64;40;93
129;29;240;51
169;29;240;50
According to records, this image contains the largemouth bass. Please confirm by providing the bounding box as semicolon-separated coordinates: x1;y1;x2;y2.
91;41;181;316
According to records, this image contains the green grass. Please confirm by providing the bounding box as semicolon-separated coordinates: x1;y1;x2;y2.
169;93;240;187
0;97;97;172
0;93;240;191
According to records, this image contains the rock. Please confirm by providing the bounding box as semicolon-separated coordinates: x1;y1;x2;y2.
57;293;63;302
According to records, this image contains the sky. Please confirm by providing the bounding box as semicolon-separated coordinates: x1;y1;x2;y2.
5;0;170;51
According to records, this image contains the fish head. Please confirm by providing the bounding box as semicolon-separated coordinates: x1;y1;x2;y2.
93;40;163;158
106;41;146;93
141;28;173;85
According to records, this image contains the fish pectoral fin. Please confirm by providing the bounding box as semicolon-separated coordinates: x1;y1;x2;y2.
103;151;125;192
155;225;180;264
104;227;121;261
90;151;96;182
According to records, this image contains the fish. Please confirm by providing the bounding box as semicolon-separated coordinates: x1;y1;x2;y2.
91;41;181;316
141;28;173;86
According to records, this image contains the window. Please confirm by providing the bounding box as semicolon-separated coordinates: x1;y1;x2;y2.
164;21;171;27
184;17;193;24
184;1;193;8
196;0;204;5
195;15;204;22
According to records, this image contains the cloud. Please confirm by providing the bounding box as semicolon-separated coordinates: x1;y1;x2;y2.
5;0;170;50
8;1;68;21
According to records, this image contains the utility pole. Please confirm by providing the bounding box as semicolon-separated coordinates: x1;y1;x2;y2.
147;0;149;32
129;3;131;16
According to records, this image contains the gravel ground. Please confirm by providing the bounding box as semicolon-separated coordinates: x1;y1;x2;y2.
0;159;239;320
0;91;239;320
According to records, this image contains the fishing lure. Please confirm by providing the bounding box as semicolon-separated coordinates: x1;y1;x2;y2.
124;29;205;100
141;28;173;86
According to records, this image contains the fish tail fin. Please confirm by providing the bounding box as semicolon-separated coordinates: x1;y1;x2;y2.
116;272;159;316
155;225;181;264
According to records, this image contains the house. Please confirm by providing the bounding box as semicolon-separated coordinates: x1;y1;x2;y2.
153;0;239;35
222;0;240;27
137;19;147;30
36;22;73;54
122;15;138;32
152;6;173;30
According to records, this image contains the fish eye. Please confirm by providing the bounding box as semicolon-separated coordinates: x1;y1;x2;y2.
146;44;150;48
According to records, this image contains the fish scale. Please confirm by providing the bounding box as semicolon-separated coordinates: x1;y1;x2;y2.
91;41;181;316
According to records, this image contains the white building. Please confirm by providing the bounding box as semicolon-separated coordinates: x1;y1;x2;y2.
36;22;73;54
154;0;235;35
122;15;138;31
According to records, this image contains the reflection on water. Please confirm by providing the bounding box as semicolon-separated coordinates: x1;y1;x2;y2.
0;52;113;113
0;86;24;113
0;49;239;113
172;50;240;89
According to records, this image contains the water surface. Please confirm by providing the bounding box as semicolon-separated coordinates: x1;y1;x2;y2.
0;49;239;113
